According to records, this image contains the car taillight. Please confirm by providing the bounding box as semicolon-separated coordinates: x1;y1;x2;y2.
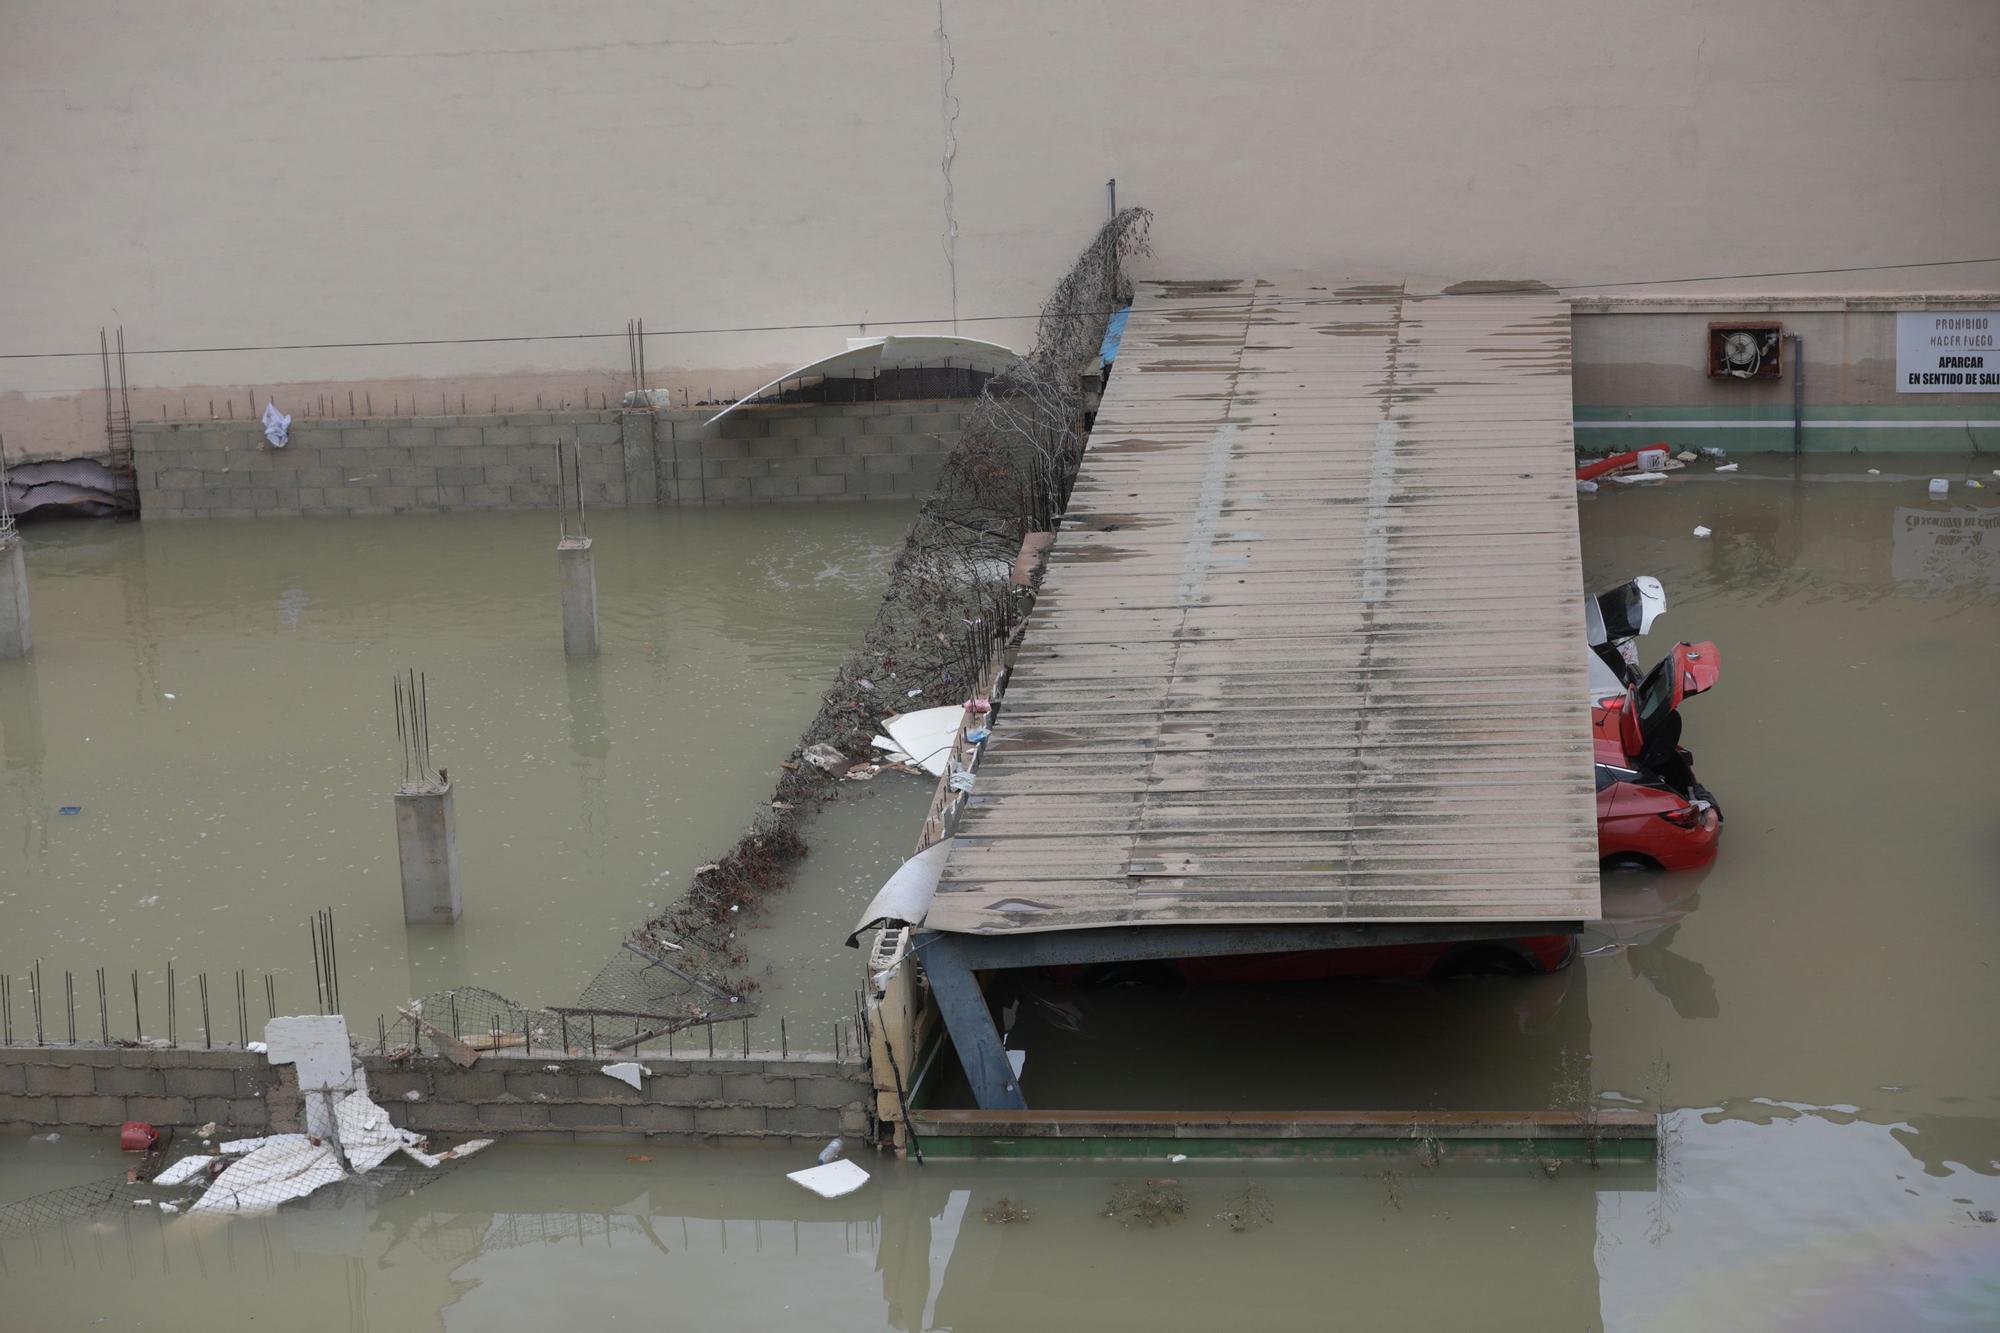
1656;805;1704;829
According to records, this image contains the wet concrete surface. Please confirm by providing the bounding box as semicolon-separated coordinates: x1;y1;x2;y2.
4;461;1998;1327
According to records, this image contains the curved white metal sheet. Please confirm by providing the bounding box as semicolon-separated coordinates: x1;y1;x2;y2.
704;335;1018;425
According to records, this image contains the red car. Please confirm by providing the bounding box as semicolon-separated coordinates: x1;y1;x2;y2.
1593;641;1723;871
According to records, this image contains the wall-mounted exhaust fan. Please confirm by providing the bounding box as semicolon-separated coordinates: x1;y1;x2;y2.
1708;323;1783;380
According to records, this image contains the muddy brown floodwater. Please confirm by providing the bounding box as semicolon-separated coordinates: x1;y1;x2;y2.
0;505;923;1030
2;459;1998;1329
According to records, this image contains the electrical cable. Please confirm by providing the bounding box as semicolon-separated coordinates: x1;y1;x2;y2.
1;256;1994;362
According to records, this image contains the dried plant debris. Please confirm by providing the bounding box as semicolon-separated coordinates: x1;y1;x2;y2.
1217;1185;1274;1233
1102;1179;1187;1229
982;1197;1032;1225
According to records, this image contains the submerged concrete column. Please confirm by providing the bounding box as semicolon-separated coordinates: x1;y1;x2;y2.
557;535;599;657
0;535;30;660
394;780;462;924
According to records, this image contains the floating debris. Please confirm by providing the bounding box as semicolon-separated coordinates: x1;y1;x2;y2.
1102;1179;1187;1229
1217;1185;1274;1233
787;1160;870;1199
600;1062;649;1091
983;1197;1032;1224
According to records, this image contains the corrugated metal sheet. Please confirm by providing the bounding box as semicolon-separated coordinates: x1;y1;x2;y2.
923;275;1600;936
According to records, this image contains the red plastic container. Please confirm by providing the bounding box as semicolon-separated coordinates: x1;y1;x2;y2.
119;1121;159;1152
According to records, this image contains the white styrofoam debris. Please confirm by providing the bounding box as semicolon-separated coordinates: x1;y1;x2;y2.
600;1062;648;1091
245;1041;268;1054
404;1089;422;1101
1692;526;1712;538
158;1202;180;1214
877;706;967;777
152;1155;216;1187
263;1015;355;1090
219;1135;277;1154
1610;472;1666;485
1929;478;1950;497
1168;1153;1188;1163
787;1159;871;1199
335;1090;428;1173
1007;1049;1027;1079
190;1135;345;1215
1715;463;1739;472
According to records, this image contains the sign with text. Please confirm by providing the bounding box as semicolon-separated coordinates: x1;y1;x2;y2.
1896;311;2000;392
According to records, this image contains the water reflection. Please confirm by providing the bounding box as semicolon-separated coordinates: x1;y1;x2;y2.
1890;505;2000;589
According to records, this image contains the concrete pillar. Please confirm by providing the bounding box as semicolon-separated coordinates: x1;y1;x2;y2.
394;781;462;924
0;535;30;660
557;535;600;657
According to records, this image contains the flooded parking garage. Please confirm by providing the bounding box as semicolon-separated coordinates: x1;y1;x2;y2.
2;458;1995;1328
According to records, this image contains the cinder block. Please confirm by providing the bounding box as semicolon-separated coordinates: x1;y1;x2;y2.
433;486;465;507
230;487;280;509
510;483;559;506
911;412;963;433
846;436;895;456
797;474;847;497
25;1064;94;1096
459;483;511;507
403;1100;481;1132
697;439;748;461
750;477;799;498
703;477;751;500
769;416;815;439
766;1105;842;1136
812;416;863;438
388;427;434;449
287;427;342;451
436;426;484;449
432;1071;508;1101
748;438;800;460
434;465;483;487
341;428;389;449
0;1063;24;1095
546;1102;623;1130
388;466;437;488
719;1071;795;1103
503;413;554;426
693;1105;767;1136
96;1066;167;1097
792;1078;870;1109
862;454;912;474
483;426;530;447
295;487;326;510
324;487;371;507
718;416;770;441
576;423;622;445
0;1094;59;1122
475;1102;551;1129
862;416;914;436
503;1071;575;1100
123;1095;197;1125
839;1106;871;1135
648;1072;722;1103
368;485;417;509
157;468;203;490
480;464;525;486
227;1097;267;1126
623;1104;698;1133
814;454;866;476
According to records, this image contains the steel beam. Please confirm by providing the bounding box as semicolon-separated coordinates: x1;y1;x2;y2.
915;932;1026;1111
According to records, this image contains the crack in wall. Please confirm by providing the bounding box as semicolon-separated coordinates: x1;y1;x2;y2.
936;0;961;331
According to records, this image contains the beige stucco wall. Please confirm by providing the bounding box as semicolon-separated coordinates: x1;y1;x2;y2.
3;0;1997;459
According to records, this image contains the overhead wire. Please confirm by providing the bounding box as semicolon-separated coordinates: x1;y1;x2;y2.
0;255;1994;363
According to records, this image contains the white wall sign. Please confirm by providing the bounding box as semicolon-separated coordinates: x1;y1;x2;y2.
1897;312;2000;392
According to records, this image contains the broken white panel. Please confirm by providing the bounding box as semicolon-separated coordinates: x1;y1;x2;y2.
847;838;954;946
787;1159;871;1199
189;1136;345;1215
1007;1049;1026;1079
265;1014;360;1139
401;1137;494;1169
334;1090;430;1173
879;706;966;777
152;1155;216;1187
600;1061;649;1091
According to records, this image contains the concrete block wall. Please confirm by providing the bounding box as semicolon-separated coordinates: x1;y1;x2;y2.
131;411;632;518
360;1050;874;1147
0;1045;280;1134
128;399;974;517
652;401;972;505
1;1043;873;1149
